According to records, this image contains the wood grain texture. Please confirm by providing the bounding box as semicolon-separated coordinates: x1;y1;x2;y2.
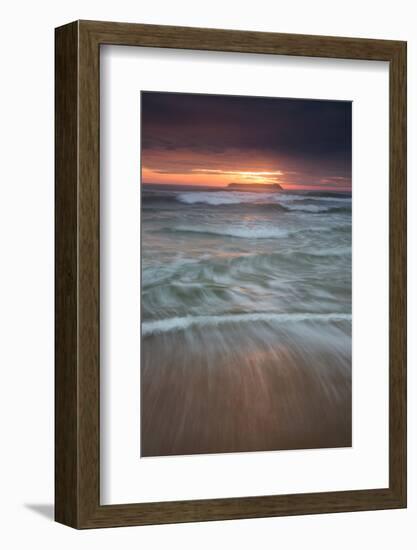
388;41;407;504
55;20;407;529
55;21;79;527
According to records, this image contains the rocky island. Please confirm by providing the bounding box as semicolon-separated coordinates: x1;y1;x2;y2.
227;182;283;192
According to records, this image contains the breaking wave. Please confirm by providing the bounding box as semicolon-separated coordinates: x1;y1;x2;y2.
167;225;290;239
142;312;352;336
142;191;351;216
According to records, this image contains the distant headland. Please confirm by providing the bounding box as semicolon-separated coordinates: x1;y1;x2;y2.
226;182;283;192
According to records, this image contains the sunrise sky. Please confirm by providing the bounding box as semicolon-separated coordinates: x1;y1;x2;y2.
141;92;352;191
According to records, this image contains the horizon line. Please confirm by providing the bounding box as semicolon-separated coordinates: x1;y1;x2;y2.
141;181;352;192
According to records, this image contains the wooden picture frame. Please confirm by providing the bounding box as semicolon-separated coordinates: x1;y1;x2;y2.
55;20;407;528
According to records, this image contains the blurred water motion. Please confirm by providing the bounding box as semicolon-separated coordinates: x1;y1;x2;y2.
141;186;351;456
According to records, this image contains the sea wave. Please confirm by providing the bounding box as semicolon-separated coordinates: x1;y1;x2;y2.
305;191;351;199
142;190;351;215
282;204;351;213
163;222;350;239
177;192;249;205
167;225;290;239
175;191;351;206
142;312;352;336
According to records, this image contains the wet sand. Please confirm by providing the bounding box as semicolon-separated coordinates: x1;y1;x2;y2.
141;320;351;457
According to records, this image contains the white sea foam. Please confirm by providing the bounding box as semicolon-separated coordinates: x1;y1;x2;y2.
176;191;351;207
282;204;331;213
177;191;261;205
142;312;352;336
173;225;289;239
275;195;350;203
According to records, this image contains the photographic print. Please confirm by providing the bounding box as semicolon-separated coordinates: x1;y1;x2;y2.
140;91;352;457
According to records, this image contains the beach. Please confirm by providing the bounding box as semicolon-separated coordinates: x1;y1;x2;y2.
141;185;352;457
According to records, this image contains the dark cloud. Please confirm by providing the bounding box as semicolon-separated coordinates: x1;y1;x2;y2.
141;91;352;188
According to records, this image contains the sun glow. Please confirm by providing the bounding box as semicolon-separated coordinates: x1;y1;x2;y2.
142;164;288;187
190;169;284;184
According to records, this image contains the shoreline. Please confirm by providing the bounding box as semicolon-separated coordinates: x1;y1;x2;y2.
141;322;352;457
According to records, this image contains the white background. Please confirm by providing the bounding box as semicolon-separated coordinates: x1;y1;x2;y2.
0;0;415;548
101;47;389;504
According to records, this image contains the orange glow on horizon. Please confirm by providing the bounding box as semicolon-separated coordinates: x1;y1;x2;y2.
191;169;284;185
141;167;350;191
142;166;287;187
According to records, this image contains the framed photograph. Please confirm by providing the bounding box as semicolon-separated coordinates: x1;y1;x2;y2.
55;20;406;528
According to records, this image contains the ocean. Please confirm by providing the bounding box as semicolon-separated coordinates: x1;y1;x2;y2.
141;184;352;457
